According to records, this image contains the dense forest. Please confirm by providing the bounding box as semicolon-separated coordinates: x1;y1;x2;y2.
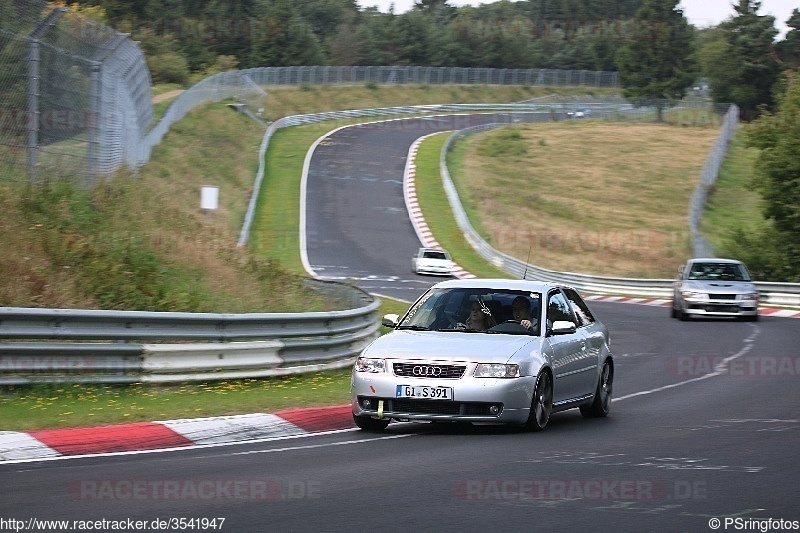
64;1;798;112
76;0;643;74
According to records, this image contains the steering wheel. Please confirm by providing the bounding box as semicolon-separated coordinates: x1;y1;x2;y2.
489;320;530;333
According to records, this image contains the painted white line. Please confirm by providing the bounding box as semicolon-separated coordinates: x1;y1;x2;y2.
230;433;416;457
615;325;760;402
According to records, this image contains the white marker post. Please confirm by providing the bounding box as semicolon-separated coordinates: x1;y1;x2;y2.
200;186;219;213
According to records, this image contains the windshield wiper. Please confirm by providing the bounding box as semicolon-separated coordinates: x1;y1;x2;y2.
396;325;430;331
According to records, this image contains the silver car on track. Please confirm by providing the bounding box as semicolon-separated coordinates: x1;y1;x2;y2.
671;258;759;321
351;279;614;431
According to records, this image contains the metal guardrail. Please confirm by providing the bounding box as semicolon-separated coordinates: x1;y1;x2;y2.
0;281;380;385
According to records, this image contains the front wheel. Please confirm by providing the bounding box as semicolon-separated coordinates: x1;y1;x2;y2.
524;371;553;432
353;414;390;431
580;360;613;418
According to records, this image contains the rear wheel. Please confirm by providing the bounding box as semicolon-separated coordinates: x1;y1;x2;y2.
353;414;390;431
580;360;613;418
524;371;553;432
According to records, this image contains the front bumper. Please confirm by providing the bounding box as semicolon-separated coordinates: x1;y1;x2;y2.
682;298;758;318
351;373;536;425
415;266;453;276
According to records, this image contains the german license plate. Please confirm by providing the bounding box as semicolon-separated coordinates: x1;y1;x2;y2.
396;385;453;400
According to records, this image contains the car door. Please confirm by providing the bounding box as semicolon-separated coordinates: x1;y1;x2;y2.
562;287;603;395
544;289;586;403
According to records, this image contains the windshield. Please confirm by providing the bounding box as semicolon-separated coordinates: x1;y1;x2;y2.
688;262;751;281
422;251;448;261
399;287;542;336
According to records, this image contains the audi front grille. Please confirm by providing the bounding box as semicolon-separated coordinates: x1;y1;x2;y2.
393;363;467;379
357;396;503;417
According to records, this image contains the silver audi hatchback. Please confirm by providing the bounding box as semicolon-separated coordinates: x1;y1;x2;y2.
351;279;614;432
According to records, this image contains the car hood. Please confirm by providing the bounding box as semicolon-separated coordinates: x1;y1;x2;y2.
361;330;538;363
682;280;757;293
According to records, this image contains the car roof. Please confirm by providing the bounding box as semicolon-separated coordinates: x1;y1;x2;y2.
429;278;569;292
688;258;745;265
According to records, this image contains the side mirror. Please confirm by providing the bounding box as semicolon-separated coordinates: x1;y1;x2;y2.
549;320;577;335
381;314;400;328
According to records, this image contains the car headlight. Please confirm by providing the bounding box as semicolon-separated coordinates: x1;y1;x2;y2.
474;363;519;378
681;290;707;300
742;292;760;301
355;357;385;373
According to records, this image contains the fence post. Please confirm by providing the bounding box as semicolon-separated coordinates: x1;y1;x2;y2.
26;38;39;185
26;8;67;185
26;7;66;185
87;61;101;186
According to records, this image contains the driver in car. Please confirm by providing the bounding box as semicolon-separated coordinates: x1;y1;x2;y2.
511;296;537;331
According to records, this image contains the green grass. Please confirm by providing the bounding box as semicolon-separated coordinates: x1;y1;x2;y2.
414;132;510;278
442;121;719;278
698;126;766;252
0;369;353;431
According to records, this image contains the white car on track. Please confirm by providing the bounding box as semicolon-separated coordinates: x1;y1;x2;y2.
351;278;614;432
411;247;454;276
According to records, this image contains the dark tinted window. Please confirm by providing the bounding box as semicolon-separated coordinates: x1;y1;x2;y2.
400;287;542;335
546;290;575;327
562;287;596;327
687;262;751;281
423;250;447;260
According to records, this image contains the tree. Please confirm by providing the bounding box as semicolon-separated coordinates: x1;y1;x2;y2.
776;8;800;69
704;1;779;119
738;75;800;280
248;0;324;67
615;0;696;121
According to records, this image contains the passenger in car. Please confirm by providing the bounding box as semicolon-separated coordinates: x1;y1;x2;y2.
458;300;498;330
511;296;537;331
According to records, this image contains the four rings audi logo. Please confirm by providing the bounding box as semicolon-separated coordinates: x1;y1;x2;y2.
412;365;442;377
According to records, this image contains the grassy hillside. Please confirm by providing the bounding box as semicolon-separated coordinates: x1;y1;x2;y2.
447;121;721;278
0;84;619;311
0;104;324;312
